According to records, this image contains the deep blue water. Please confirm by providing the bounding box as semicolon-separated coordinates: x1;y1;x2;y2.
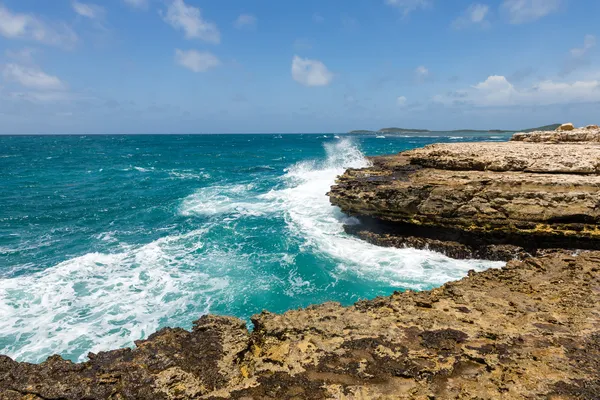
0;133;508;362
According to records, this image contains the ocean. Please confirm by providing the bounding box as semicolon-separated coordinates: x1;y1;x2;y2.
0;133;507;363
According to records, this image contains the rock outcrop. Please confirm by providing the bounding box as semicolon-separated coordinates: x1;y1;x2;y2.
329;126;600;260
511;124;600;143
557;122;575;131
1;251;599;399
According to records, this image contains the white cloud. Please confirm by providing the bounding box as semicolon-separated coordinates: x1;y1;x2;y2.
291;56;333;87
415;65;430;83
397;96;408;106
0;5;78;48
416;66;429;77
3;63;65;90
452;3;490;29
433;74;600;107
163;0;220;43
175;49;220;72
234;14;256;30
571;34;596;58
501;0;561;24
123;0;148;9
385;0;431;16
72;1;105;19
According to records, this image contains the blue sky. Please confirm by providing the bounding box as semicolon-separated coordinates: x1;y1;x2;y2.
0;0;599;133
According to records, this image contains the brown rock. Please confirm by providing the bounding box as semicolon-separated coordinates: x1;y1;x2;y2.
2;252;598;399
329;141;600;255
511;125;600;143
557;122;575;131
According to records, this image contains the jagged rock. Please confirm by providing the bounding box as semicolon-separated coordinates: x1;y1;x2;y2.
1;252;599;399
329;140;600;256
511;124;600;143
557;122;575;131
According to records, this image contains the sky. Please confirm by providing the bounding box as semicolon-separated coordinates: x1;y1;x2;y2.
0;0;599;134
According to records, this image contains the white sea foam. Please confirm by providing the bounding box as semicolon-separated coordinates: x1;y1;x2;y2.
0;229;229;363
264;138;503;289
179;183;277;217
1;137;504;364
167;169;211;180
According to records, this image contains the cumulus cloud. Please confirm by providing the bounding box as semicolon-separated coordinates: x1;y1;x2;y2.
501;0;561;24
433;74;600;107
3;63;65;90
452;3;490;29
234;14;256;30
0;4;78;48
123;0;148;9
397;96;408;106
175;49;220;72
163;0;220;43
72;1;105;19
385;0;431;16
291;55;333;87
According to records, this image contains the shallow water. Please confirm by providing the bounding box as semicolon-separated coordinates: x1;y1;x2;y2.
0;133;508;362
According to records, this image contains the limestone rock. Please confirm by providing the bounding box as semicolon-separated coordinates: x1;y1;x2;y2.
557;122;575;131
512;124;600;143
329;140;600;255
1;252;599;399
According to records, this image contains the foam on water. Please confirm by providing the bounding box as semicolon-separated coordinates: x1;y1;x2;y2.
0;135;504;364
180;183;277;217
264;138;503;289
0;229;229;363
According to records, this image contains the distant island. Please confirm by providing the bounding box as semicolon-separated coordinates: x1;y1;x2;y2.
348;124;561;135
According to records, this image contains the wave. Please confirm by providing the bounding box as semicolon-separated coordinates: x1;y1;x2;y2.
0;229;229;363
133;166;153;173
0;137;503;364
167;169;211;180
263;138;503;289
179;183;277;217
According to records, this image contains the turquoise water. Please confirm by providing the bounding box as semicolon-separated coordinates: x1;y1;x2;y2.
0;133;507;363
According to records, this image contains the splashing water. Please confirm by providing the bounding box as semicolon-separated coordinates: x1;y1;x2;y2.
0;134;506;363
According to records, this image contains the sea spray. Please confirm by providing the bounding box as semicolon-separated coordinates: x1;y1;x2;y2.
0;134;506;363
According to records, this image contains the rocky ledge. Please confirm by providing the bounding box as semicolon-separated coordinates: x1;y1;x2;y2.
1;251;599;399
329;125;600;260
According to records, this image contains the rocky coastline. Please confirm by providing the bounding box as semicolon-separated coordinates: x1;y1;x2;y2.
2;124;599;399
329;124;600;261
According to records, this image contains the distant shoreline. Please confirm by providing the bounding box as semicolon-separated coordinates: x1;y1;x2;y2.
348;123;561;135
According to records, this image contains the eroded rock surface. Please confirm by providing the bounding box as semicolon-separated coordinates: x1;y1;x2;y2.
329;132;600;257
512;124;600;143
1;252;599;399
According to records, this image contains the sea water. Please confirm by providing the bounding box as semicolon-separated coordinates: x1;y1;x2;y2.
0;133;507;363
